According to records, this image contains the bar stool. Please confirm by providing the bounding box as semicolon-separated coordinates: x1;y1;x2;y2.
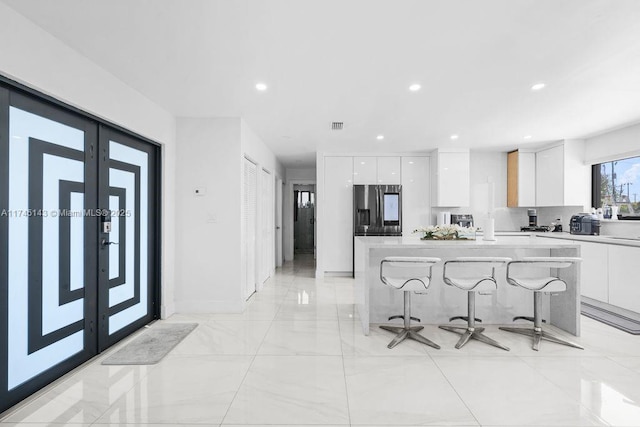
439;257;511;351
499;257;584;351
379;256;441;349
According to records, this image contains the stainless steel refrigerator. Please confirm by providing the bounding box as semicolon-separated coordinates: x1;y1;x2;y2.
353;184;402;236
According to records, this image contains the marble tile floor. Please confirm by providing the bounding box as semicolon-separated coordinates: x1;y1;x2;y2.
2;254;640;426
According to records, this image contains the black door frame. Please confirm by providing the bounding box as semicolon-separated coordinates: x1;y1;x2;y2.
0;75;162;414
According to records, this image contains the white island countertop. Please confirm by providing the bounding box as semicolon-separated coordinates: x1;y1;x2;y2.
354;235;581;337
355;234;580;248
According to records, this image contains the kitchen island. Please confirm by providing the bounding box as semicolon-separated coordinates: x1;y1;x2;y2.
354;235;581;336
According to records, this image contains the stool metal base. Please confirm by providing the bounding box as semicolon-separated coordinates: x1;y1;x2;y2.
379;325;441;349
439;325;510;351
499;326;584;351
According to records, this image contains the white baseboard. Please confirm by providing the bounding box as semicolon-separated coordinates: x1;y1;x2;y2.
175;299;245;313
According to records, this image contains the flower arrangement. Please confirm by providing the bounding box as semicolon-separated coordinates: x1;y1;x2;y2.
413;224;477;240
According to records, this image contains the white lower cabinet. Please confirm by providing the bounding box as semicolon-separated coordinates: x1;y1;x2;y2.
608;245;640;313
323;156;353;272
578;241;609;302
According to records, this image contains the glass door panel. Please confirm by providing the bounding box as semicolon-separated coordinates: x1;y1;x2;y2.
97;127;157;350
0;88;160;413
1;91;98;411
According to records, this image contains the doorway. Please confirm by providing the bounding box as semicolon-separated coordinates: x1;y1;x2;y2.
293;184;315;256
0;86;160;413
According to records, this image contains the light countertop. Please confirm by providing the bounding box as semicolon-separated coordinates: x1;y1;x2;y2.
355;235;579;248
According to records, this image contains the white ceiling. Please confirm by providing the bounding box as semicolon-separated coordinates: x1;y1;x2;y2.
4;0;640;167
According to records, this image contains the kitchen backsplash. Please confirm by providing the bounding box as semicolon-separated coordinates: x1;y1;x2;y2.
432;206;584;232
431;205;640;236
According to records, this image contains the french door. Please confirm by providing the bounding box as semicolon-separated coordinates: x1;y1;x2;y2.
0;87;159;412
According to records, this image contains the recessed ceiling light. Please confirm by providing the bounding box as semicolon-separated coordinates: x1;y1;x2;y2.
530;83;545;91
255;82;268;91
376;135;384;140
360;161;365;165
409;83;421;92
523;135;532;140
409;161;414;164
450;134;459;140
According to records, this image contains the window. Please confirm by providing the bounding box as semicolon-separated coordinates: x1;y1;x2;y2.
592;155;640;218
296;191;314;209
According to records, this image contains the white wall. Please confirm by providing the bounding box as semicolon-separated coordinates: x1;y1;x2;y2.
0;3;178;317
284;168;316;261
175;118;243;312
286;168;316;181
174;118;283;312
585;122;640;164
241;120;285;179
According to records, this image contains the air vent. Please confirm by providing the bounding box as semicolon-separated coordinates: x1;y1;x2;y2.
331;122;344;130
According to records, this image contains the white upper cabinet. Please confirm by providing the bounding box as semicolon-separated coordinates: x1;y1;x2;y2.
353;157;377;184
431;148;470;207
535;140;587;207
401;157;430;235
323;156;354;272
535;145;564;206
377;157;401;184
507;150;535;207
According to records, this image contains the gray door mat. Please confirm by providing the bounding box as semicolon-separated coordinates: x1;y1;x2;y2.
581;302;640;335
102;323;198;365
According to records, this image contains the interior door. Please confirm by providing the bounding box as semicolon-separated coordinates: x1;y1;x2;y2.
97;126;158;351
242;157;257;300
275;178;283;267
0;90;98;412
260;168;272;285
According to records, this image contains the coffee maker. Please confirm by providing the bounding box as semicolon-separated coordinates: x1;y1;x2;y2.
520;209;549;232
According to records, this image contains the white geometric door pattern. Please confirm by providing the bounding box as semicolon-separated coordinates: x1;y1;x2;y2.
103;139;149;336
5;105;90;391
1;91;158;413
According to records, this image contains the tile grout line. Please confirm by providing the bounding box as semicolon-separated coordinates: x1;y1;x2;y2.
218;279;281;426
430;356;483;427
337;301;353;427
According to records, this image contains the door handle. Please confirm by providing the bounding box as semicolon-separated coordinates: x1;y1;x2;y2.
101;239;119;246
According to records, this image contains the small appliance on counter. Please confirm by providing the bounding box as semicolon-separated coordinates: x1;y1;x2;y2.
437;211;451;225
450;214;473;227
570;213;600;235
520;208;550;232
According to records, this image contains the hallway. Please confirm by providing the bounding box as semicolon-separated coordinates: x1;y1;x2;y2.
2;255;640;426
